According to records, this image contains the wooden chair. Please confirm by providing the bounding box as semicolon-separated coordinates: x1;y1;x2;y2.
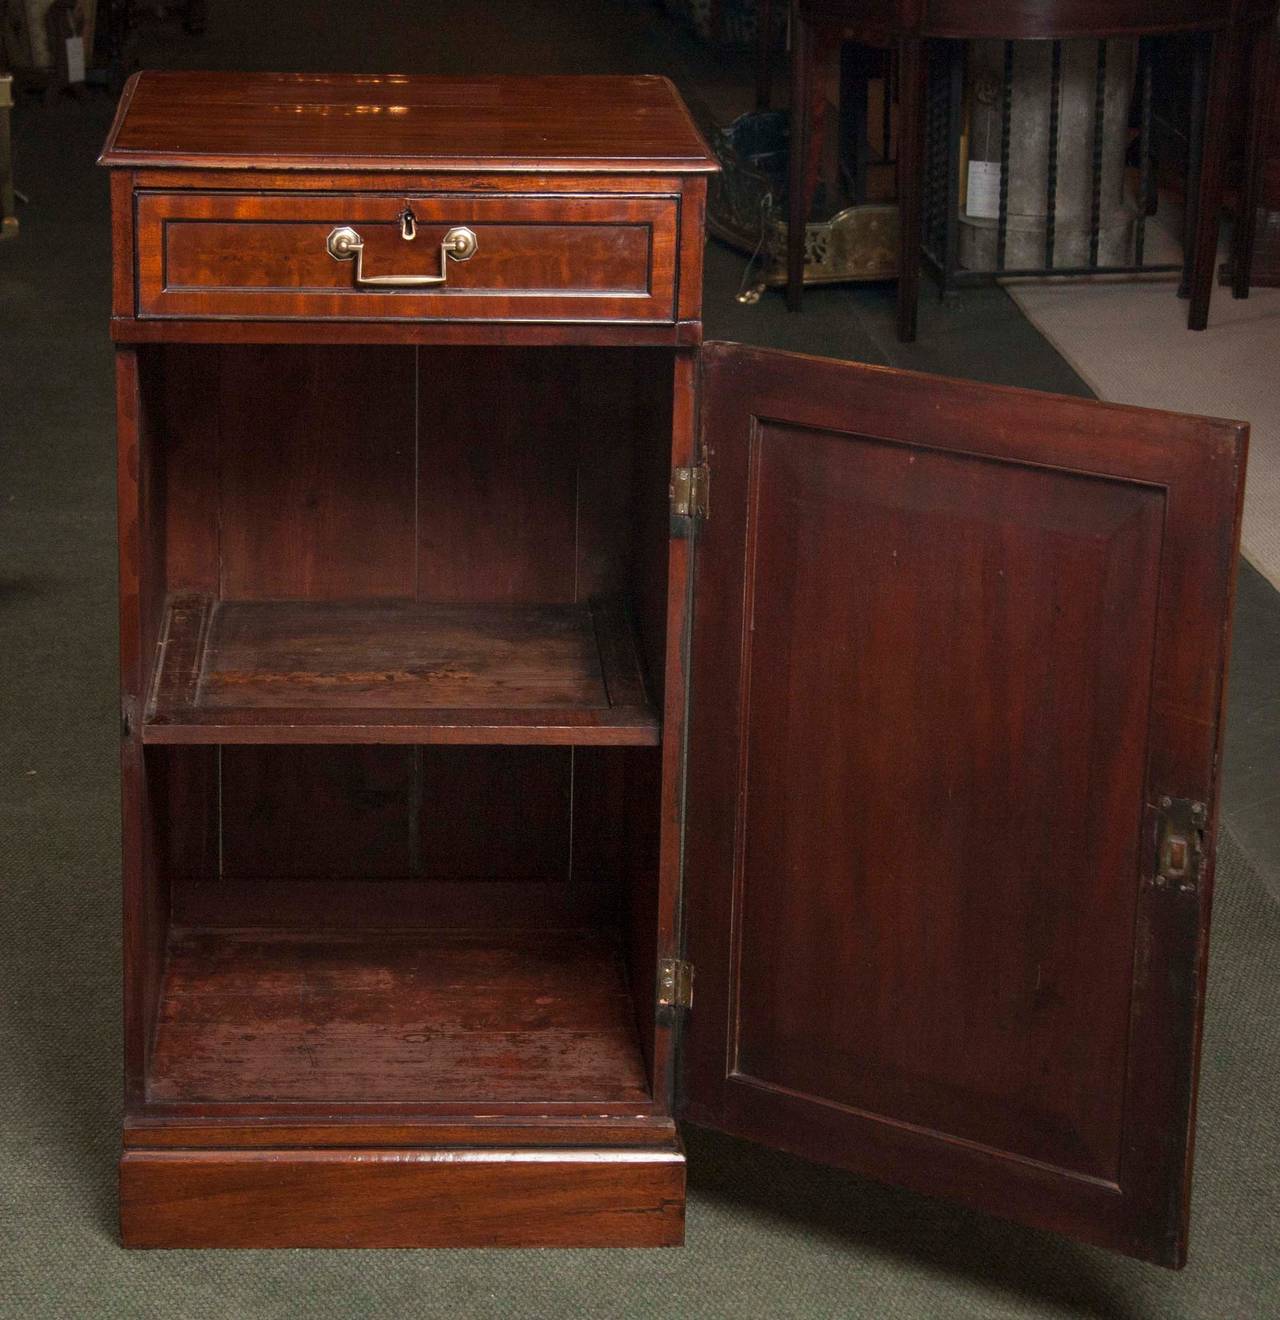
785;0;1279;340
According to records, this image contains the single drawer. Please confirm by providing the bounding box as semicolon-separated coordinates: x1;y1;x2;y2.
134;190;680;323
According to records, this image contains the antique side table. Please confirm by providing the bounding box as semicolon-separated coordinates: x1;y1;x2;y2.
785;0;1279;339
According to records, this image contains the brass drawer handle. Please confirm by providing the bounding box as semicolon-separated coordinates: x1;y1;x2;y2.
326;224;477;287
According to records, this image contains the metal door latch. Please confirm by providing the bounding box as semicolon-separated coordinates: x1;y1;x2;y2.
1154;797;1207;893
657;957;694;1010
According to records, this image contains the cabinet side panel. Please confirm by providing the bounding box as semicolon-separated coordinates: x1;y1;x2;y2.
123;348;168;707
675;178;707;325
117;348;169;1100
110;171;135;319
155;745;218;880
121;744;167;1103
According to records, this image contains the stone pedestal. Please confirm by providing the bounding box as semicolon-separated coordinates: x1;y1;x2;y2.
959;39;1137;272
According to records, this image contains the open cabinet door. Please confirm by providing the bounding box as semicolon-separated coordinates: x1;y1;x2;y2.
680;342;1247;1266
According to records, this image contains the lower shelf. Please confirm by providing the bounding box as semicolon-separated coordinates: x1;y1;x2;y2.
144;594;659;744
120;1145;686;1248
148;928;651;1106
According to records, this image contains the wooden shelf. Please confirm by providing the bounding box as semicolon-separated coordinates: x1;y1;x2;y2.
148;929;651;1107
144;595;658;745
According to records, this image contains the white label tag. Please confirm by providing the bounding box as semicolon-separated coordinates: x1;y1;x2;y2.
966;159;1002;220
65;35;85;84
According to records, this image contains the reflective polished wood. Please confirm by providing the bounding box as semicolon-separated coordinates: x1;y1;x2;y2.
684;342;1246;1265
103;71;1244;1261
104;72;709;1250
134;190;681;325
101;71;720;174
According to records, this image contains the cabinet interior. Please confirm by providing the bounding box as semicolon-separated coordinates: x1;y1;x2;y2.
132;343;676;1114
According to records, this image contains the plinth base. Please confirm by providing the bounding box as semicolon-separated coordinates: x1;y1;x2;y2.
120;1145;686;1248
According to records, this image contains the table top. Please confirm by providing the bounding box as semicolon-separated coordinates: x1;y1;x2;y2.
99;71;719;175
793;0;1266;38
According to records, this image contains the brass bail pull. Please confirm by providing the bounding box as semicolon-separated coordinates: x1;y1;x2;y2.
326;223;478;288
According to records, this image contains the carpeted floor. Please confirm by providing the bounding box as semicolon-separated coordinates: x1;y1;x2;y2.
3;4;1280;1315
1007;230;1280;593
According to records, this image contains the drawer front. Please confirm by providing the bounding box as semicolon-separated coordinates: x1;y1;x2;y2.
134;191;680;323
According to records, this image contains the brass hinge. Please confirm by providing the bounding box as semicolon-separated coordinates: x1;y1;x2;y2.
1154;796;1208;894
671;464;710;520
657;957;694;1010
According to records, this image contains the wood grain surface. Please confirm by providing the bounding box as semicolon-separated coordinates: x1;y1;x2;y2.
104;68;702;1251
134;191;679;325
682;341;1245;1266
145;596;658;744
120;1145;685;1247
148;929;649;1105
101;72;718;174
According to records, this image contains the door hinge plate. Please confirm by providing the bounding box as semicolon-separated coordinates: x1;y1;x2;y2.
1154;796;1208;894
671;464;709;520
657;957;694;1010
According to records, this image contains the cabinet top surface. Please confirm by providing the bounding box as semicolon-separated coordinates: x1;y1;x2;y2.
99;71;719;175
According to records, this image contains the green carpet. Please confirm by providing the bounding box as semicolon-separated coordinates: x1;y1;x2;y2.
3;8;1280;1315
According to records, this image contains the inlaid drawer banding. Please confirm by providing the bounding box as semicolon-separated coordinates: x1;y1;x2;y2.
135;190;680;323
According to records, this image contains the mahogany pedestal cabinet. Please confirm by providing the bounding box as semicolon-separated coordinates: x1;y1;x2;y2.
101;71;1247;1262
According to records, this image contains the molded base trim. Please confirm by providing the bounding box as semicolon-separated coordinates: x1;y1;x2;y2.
120;1145;686;1248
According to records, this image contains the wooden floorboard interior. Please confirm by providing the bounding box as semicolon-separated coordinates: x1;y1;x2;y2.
148;928;651;1105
